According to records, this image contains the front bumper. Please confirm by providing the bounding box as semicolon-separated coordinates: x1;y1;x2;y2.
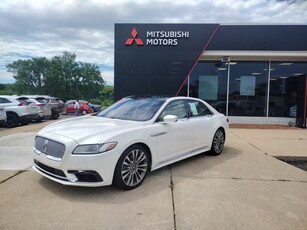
33;142;120;187
20;114;40;122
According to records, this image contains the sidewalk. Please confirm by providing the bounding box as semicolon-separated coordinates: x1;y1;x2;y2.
173;128;307;229
0;128;306;229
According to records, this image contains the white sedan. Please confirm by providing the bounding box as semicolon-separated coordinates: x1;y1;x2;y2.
33;96;229;190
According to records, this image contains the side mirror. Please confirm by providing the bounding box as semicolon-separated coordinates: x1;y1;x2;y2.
163;115;178;123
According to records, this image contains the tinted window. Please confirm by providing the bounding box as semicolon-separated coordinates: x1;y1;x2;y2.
0;98;11;103
269;62;307;117
36;98;47;103
98;97;166;121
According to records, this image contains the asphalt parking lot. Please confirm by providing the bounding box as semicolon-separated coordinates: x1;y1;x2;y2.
0;117;307;230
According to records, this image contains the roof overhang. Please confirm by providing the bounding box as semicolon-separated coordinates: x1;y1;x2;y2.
201;50;307;61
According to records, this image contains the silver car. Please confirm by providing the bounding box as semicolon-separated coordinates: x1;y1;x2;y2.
0;106;6;126
0;95;39;127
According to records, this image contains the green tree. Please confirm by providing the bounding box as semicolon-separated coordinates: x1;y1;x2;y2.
45;51;79;99
99;85;114;106
7;57;50;95
0;83;17;95
78;62;104;100
6;51;106;101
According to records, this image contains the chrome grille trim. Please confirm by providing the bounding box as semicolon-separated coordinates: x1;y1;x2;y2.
35;136;66;160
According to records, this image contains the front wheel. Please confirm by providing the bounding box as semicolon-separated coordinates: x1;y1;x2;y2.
114;145;149;190
6;113;19;128
81;110;87;115
210;128;225;156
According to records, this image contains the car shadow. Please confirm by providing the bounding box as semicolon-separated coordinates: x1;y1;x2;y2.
38;145;241;204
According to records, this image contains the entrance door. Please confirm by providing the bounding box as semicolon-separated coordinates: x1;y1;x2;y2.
296;75;307;128
285;75;307;128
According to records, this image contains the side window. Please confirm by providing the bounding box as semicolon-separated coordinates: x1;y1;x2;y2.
158;100;187;121
0;98;10;103
188;100;212;117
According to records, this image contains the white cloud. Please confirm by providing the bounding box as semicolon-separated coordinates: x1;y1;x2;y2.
101;70;114;86
0;0;306;85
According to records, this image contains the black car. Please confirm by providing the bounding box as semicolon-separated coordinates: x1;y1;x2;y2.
88;103;102;112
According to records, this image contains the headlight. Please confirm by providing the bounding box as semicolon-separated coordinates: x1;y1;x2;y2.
73;142;117;155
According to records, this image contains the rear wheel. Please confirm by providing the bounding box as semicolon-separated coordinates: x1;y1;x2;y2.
20;120;29;126
114;145;149;190
35;117;44;122
210;128;225;156
6;113;19;128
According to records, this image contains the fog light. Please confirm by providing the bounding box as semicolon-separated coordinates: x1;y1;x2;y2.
67;170;103;182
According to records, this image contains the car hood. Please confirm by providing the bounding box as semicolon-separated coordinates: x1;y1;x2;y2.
38;115;144;144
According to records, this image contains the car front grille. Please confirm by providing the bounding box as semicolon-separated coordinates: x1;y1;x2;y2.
35;136;66;160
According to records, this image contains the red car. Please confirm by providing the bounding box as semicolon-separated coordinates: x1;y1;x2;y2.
65;100;92;115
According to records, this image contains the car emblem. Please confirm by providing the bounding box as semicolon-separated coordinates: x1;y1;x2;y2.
42;140;48;153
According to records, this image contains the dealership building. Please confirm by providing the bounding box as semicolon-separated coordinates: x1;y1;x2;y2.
114;24;307;127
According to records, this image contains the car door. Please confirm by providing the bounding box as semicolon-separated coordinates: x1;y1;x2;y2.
66;102;75;113
186;99;216;152
153;100;193;165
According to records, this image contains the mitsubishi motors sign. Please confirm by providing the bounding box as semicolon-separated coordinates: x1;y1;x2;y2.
125;27;190;46
115;23;220;100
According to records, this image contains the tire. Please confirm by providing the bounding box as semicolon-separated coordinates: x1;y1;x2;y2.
114;145;149;190
210;128;225;156
51;114;60;120
81;110;87;115
6;113;19;128
20;120;29;126
35;117;43;122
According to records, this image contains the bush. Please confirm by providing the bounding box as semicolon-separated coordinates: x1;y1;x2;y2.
89;99;102;105
102;99;113;107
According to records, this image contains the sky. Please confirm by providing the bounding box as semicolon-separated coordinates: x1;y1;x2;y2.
0;0;306;86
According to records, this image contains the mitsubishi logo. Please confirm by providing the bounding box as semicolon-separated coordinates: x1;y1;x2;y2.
125;28;144;46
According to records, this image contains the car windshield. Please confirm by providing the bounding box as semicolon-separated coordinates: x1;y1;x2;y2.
97;97;166;121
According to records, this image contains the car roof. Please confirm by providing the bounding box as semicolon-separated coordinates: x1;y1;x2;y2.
125;95;170;99
123;95;204;102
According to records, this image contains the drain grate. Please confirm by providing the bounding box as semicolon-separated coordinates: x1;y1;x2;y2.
274;156;307;172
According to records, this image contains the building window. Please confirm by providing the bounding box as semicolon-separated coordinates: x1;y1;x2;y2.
228;62;269;116
185;61;228;114
269;62;307;117
180;60;306;119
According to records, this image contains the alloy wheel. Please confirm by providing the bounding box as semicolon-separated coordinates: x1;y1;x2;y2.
212;129;225;155
121;148;148;187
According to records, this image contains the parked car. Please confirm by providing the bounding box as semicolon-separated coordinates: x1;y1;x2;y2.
0;95;39;128
33;96;229;190
17;96;52;121
65;100;92;115
44;97;65;119
0;106;6;126
88;103;102;112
